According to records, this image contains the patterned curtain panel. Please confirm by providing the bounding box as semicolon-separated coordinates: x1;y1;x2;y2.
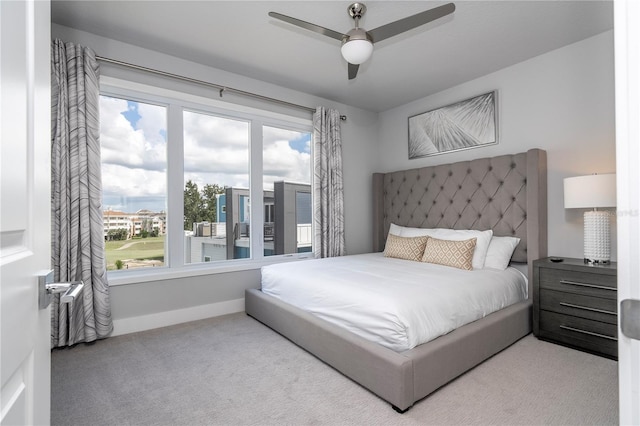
51;39;113;347
313;107;346;258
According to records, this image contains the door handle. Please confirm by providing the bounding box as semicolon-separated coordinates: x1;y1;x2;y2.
620;299;640;340
38;270;85;309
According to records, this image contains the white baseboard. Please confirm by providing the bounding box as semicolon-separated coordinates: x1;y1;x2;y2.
111;298;245;337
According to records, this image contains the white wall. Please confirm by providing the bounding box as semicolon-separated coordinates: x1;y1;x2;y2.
376;31;616;260
52;24;379;334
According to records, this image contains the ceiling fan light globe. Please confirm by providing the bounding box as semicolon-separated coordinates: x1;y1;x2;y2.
341;39;373;65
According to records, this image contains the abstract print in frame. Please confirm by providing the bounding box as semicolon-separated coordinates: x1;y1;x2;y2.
408;91;498;159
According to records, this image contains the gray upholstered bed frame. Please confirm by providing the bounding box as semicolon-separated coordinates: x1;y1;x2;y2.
245;148;547;412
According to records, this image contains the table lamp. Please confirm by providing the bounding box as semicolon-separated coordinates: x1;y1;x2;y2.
563;173;616;264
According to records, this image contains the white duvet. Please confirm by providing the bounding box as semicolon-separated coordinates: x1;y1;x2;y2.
261;253;527;352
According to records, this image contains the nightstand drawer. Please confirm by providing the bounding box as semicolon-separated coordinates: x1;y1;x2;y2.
539;268;617;299
539;288;617;325
539;311;618;358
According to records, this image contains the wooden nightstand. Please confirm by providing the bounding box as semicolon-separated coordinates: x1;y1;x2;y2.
533;257;618;360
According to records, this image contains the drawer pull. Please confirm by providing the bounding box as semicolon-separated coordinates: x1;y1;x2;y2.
559;302;616;316
559;325;617;341
560;280;616;292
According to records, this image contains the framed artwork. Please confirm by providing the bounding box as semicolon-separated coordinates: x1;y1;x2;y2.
408;91;498;159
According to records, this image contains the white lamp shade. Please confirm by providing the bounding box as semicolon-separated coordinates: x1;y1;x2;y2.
563;173;616;209
341;39;373;65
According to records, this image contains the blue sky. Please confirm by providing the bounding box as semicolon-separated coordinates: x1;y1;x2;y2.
121;101;140;126
289;133;311;153
100;96;311;214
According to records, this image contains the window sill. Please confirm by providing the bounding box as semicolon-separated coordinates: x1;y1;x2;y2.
107;254;314;286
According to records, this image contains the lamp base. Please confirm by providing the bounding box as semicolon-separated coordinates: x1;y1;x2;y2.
583;210;611;264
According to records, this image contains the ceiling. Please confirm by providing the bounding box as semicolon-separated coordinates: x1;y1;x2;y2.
51;1;613;112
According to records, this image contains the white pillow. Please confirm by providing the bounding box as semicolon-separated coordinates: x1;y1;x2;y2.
390;224;493;269
396;225;433;238
388;223;403;236
484;236;521;270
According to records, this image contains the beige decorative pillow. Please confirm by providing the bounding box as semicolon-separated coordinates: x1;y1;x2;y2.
384;234;429;262
422;237;477;270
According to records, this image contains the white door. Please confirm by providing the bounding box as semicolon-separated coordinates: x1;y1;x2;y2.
0;0;51;425
615;0;640;424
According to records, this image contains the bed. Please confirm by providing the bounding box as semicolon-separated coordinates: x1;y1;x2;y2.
245;148;547;412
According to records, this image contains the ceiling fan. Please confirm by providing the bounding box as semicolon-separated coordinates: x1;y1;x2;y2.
268;2;456;80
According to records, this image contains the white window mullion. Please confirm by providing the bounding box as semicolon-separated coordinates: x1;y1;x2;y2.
166;103;184;267
250;121;264;260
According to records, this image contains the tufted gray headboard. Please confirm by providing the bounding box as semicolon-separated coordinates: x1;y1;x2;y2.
373;149;547;288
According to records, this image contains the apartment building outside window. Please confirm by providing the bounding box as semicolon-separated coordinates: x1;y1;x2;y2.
99;78;313;275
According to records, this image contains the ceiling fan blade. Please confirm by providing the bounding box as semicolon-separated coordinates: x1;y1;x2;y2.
268;12;346;42
367;3;455;43
348;63;360;80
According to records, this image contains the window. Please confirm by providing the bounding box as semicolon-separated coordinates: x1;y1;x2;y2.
183;110;250;264
263;125;312;257
100;95;167;271
99;79;312;276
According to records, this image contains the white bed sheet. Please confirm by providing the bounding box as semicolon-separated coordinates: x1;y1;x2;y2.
261;253;528;352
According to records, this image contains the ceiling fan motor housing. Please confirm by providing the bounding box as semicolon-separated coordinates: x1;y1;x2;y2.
342;27;372;44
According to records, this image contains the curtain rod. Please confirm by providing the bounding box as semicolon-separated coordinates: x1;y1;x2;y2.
96;56;346;120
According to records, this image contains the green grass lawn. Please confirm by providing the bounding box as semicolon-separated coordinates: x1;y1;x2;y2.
105;236;165;270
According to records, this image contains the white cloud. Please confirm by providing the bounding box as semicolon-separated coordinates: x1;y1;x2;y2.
100;96;166;170
263;125;311;188
263;140;310;186
183;110;248;150
137;102;167;146
183;111;250;187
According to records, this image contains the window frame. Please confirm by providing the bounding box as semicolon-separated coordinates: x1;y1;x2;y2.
100;76;314;286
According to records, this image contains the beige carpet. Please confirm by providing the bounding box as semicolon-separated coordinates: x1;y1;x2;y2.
51;312;618;425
